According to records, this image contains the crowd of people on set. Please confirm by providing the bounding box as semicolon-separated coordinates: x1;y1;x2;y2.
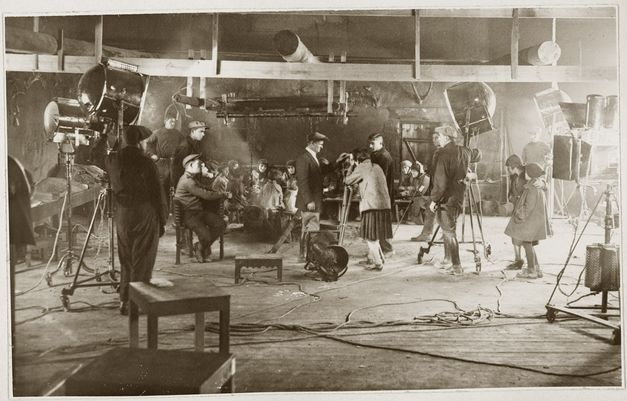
106;113;553;313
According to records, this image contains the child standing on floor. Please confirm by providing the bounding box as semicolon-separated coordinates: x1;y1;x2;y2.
504;162;552;279
504;154;526;270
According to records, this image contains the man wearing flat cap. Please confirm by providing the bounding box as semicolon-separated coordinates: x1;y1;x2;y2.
105;125;167;315
368;132;395;254
172;120;209;188
428;125;471;276
144;114;186;215
295;131;329;261
174;153;229;263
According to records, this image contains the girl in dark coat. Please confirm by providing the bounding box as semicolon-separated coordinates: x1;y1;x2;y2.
504;163;553;279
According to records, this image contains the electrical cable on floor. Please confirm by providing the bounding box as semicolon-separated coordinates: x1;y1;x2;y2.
16;193;67;297
296;327;622;379
547;192;604;304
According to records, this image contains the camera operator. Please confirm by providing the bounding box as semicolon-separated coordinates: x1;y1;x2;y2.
429;125;471;276
105;125;167;315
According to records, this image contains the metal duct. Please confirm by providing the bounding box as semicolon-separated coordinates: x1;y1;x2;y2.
273;30;320;63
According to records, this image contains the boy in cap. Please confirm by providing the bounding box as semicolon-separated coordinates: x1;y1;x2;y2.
105;125;167;315
295;131;329;261
505;163;552;279
174;154;230;263
504;154;526;269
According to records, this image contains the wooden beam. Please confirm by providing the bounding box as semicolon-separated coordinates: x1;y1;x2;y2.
511;9;519;80
94;16;103;63
4;54;617;83
265;7;615;19
414;9;420;80
212;13;219;76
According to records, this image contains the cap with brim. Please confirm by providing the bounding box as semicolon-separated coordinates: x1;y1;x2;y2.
525;162;545;178
435;125;457;138
188;120;207;130
505;154;523;168
308;132;329;143
182;154;201;168
401;160;412;168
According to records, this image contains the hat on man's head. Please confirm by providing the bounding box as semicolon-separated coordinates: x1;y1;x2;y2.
307;131;329;143
228;159;239;168
525;162;545;178
258;159;268;166
188;120;207;130
336;152;352;164
434;125;458;139
505;154;523;168
182;154;201;168
401;160;412;168
368;132;383;142
286;159;296;167
124;125;152;145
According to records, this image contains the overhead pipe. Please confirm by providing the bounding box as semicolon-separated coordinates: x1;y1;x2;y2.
490;41;561;66
273;30;320;63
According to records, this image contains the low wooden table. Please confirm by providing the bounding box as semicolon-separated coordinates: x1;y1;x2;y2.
129;279;230;353
234;254;282;284
65;347;235;395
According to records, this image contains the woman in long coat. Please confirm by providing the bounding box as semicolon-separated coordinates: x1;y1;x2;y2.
504;162;552;279
345;149;392;271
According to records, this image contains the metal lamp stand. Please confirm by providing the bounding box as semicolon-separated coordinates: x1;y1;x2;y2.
46;138;90;283
545;184;621;345
59;105;127;310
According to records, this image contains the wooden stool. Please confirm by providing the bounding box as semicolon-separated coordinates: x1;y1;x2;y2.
234;254;283;284
65;347;235;395
129;279;230;353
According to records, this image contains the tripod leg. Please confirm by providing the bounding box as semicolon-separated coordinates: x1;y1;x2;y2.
66;191;107;291
468;185;490;259
467;197;481;273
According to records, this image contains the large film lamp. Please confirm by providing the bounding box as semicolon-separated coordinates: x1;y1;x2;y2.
43;97;101;144
444;82;496;138
77;62;145;125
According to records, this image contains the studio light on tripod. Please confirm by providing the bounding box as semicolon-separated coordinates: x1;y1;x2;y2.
77;61;145;125
43;97;101;146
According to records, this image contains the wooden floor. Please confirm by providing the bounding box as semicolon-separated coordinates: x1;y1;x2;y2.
11;215;623;396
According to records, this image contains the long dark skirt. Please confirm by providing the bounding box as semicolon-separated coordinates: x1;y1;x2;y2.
360;209;393;241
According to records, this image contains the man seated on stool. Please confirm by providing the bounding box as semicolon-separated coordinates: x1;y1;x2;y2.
175;154;230;263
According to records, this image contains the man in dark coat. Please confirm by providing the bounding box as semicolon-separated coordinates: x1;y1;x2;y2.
172;120;208;188
175;154;229;263
105;125;167;315
368;133;394;254
144;115;186;215
412;131;442;241
295;131;329;261
429;125;470;276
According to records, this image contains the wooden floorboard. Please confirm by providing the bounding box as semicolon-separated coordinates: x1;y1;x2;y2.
11;217;623;395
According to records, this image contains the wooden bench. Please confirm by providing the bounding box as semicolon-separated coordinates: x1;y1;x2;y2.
64;347;235;395
129;279;230;354
234;254;283;284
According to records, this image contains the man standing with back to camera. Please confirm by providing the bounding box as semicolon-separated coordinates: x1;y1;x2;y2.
429;125;470;276
295;131;329;262
105;125;167;315
368;133;395;255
